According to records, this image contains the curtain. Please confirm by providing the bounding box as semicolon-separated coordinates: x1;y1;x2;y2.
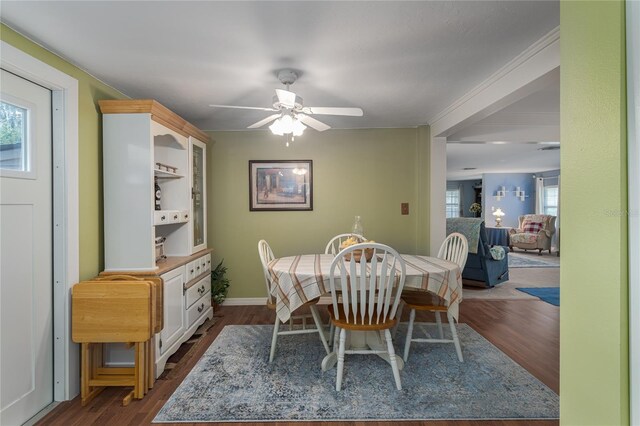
554;175;560;253
458;184;464;217
535;177;545;214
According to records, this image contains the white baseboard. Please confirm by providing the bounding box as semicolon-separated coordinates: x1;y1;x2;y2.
222;297;266;306
223;296;333;306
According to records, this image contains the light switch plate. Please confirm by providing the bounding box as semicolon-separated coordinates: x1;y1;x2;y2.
401;203;409;215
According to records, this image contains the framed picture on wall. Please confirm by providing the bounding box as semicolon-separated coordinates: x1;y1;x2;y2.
249;160;313;211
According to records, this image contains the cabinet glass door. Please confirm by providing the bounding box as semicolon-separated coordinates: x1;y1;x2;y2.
191;140;206;251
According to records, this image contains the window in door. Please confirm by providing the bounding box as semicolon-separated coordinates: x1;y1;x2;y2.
0;100;28;173
446;189;460;218
544;185;559;216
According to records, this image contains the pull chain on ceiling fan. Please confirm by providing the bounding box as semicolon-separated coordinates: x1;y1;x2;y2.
209;69;363;144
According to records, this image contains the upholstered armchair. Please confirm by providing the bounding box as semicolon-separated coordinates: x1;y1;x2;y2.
509;214;557;255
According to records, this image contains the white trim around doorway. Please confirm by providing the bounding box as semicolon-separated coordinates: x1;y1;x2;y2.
1;41;79;401
627;1;640;423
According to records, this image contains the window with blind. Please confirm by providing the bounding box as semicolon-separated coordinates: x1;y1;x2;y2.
544;185;558;216
446;189;460;218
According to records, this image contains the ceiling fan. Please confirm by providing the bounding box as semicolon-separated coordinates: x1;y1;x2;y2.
209;69;363;137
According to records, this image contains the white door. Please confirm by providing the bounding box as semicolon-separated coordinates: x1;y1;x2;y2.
0;69;53;425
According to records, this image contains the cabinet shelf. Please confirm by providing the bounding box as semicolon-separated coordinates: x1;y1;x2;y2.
154;168;184;179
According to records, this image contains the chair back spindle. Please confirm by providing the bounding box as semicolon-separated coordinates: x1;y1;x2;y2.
329;243;406;325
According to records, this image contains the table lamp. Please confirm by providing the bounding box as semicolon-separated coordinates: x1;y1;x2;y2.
493;208;505;227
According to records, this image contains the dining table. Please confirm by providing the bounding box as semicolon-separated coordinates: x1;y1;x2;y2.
267;253;462;371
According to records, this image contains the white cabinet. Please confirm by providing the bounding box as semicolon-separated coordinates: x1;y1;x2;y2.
99;100;213;377
99;100;209;271
159;267;185;354
153;251;213;376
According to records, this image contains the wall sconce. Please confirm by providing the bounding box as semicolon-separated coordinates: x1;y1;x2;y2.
514;186;526;201
495;186;506;201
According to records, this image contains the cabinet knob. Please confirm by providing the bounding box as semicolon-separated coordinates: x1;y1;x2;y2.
190;269;194;274
161;215;166;220
197;303;204;313
197;266;200;270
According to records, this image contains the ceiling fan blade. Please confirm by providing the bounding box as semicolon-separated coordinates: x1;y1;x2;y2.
209;104;278;112
302;107;363;116
275;89;296;108
247;114;281;129
297;113;331;132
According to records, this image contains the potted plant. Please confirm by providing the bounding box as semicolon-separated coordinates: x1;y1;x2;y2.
211;259;230;311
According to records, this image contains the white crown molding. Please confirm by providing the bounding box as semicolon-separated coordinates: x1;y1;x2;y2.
428;26;560;133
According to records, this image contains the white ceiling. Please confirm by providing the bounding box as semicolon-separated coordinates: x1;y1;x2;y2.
1;1;559;131
446;70;560;180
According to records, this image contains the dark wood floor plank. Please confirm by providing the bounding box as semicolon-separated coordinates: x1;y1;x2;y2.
36;300;559;426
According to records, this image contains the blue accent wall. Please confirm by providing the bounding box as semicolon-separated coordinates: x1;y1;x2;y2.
482;173;536;228
447;180;481;217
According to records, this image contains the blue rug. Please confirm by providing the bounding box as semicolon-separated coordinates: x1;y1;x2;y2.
508;253;559;268
516;287;560;306
154;324;558;422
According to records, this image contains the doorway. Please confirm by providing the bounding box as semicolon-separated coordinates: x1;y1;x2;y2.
0;40;80;416
0;69;53;425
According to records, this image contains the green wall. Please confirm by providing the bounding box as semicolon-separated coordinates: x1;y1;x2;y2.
1;24;128;280
207;128;427;298
560;2;628;424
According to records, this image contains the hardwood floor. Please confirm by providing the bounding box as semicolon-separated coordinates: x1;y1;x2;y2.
36;300;559;426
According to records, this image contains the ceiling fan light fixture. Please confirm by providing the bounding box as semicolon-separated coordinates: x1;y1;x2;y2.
269;114;307;137
292;118;306;136
269;119;285;136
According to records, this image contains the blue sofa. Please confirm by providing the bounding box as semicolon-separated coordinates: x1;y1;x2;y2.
447;219;510;288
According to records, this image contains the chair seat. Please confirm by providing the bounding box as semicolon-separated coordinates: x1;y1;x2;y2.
328;304;397;331
510;232;539;244
266;297;320;311
401;290;448;312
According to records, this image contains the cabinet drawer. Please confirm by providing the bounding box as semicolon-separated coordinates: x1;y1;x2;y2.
167;210;181;224
193;257;204;278
154;211;170;225
185;274;210;308
204;254;212;273
181;210;190;223
186;291;210;329
186;260;197;282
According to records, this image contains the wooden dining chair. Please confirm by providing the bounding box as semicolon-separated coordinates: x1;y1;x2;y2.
257;240;330;362
324;233;365;255
401;232;468;362
328;243;406;391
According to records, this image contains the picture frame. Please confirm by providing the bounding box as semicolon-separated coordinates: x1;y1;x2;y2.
249;160;313;211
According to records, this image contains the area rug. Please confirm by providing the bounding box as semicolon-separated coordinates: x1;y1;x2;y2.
153;324;558;422
516;287;560;306
509;252;559;268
